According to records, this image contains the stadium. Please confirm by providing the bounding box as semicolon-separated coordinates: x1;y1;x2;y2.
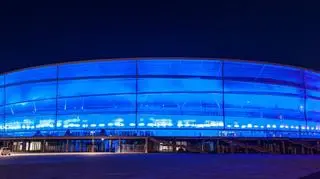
1;58;320;154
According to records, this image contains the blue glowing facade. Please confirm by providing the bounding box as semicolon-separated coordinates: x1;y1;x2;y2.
1;58;320;138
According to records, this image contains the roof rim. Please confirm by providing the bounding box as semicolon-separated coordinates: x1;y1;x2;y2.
1;57;317;76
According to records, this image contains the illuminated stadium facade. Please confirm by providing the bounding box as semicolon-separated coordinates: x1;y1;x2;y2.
1;58;320;154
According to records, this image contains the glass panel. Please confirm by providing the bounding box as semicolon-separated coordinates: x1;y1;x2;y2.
137;93;223;128
56;94;136;129
305;71;320;129
0;115;4;132
224;80;304;96
6;66;57;85
5;99;56;116
0;87;4;106
58;78;136;97
224;61;304;84
0;75;4;86
224;93;305;131
57;95;135;115
138;78;221;93
306;98;320;125
6;82;57;104
56;114;136;129
5;115;56;131
305;71;320;90
138;59;222;77
58;60;136;78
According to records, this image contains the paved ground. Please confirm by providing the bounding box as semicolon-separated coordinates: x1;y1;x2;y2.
0;153;320;179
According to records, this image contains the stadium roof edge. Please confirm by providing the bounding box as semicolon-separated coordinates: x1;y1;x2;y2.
0;57;317;76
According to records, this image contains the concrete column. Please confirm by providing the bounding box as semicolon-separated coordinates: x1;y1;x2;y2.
216;140;220;153
144;138;148;153
42;140;46;153
66;140;69;152
173;138;177;152
245;143;248;154
28;141;31;152
201;140;204;152
282;141;285;154
109;140;112;152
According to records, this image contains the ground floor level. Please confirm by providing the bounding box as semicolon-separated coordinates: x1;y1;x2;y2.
2;136;320;155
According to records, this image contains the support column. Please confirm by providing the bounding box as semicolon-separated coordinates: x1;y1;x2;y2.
230;141;234;154
109;140;112;152
91;137;95;153
28;141;31;152
23;141;27;152
119;138;122;153
79;140;82;152
42;140;46;153
66;140;69;152
201;140;204;152
172;138;177;152
144;138;149;153
216;140;220;153
245;143;249;154
282;141;285;154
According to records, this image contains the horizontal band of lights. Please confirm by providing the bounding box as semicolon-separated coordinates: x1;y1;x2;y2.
1;116;320;131
1;59;320;138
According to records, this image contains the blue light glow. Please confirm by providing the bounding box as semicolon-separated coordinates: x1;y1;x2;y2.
1;59;320;138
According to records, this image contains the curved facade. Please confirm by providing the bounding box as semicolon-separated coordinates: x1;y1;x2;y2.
1;58;320;138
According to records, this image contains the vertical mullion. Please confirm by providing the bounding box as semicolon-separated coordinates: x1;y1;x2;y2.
3;75;6;136
55;65;59;132
135;60;138;130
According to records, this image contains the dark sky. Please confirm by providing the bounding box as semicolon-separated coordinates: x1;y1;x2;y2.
0;1;319;73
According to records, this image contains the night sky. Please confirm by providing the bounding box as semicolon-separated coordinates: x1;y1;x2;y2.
0;1;319;73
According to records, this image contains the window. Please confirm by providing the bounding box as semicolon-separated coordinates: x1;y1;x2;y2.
6;82;57;104
224;93;305;130
56;114;136;129
224;80;304;96
138;59;222;77
138;78;221;93
5;66;57;85
57;95;136;115
58;78;136;97
5;115;56;131
0;75;4;86
224;61;304;84
5;99;56;116
137;93;223;128
305;71;320;127
58;60;136;78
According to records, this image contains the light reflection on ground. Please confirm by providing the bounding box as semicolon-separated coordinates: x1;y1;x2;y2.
0;153;319;179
